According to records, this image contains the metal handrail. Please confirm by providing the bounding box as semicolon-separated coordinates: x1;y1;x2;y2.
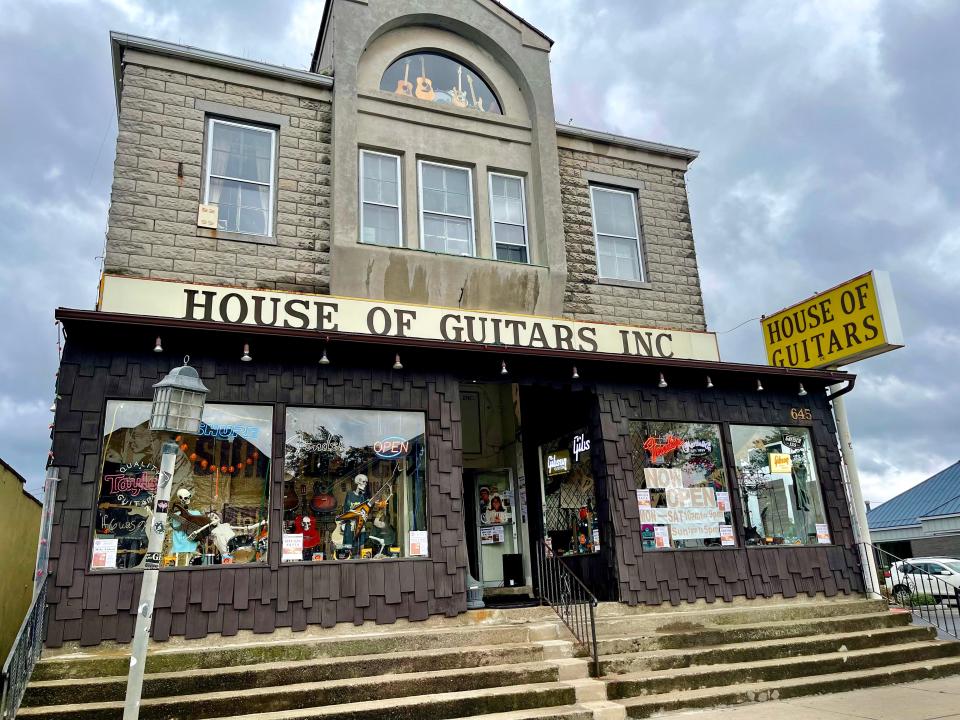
857;542;959;641
1;584;47;719
535;540;600;676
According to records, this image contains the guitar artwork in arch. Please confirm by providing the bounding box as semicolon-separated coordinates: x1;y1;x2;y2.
450;65;468;108
466;74;485;112
415;55;436;101
394;59;413;97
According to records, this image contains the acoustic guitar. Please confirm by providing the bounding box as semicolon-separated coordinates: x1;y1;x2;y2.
450;66;468;108
415;56;435;101
394;60;413;97
466;74;484;112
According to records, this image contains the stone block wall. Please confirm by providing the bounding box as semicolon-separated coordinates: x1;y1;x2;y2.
558;145;707;332
105;61;332;293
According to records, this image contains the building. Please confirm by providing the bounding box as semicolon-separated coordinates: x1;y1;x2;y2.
0;457;42;660
867;460;960;561
46;0;863;649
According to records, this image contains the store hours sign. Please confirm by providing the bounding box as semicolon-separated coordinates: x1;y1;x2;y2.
98;276;721;362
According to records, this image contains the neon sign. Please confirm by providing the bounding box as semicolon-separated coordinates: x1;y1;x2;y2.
643;435;684;463
374;437;409;459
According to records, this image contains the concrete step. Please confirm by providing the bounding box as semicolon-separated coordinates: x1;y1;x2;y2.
17;662;563;720
606;640;960;699
31;621;562;681
598;624;938;675
594;598;886;633
199;683;580;720
595;610;911;654
22;642;548;707
619;655;960;718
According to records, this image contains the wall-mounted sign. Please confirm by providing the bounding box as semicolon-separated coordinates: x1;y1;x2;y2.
768;453;793;474
761;270;904;369
197;203;219;229
546;450;571;476
99;276;721;362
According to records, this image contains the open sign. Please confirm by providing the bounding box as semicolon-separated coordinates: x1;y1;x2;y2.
374;437;409;459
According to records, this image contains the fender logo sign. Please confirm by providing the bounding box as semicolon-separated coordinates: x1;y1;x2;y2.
643;435;684;463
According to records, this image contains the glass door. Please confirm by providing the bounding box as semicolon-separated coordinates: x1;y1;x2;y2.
474;469;519;586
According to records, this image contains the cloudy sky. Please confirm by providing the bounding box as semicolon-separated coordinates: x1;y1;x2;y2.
1;0;957;508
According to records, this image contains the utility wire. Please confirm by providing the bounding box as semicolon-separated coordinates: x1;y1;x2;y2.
715;316;761;335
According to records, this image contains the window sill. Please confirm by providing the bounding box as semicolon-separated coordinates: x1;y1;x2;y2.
198;228;277;246
357;241;548;269
597;277;653;290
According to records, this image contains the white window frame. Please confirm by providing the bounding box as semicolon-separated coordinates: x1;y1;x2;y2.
417;160;476;257
589;185;645;282
203;118;277;237
359;149;403;247
488;172;529;264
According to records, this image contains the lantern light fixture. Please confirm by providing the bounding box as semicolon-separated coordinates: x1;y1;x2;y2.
153;336;163;353
241;343;252;362
798;383;808;397
149;356;210;434
393;353;403;371
756;379;764;392
658;372;668;389
571;365;580;380
500;360;508;375
706;375;714;389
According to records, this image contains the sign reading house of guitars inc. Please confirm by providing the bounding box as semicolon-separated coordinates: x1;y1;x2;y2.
98;275;720;361
761;270;903;369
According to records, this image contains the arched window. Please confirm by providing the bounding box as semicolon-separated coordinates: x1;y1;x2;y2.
380;52;502;114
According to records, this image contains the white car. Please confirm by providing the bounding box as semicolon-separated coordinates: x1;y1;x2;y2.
885;557;960;605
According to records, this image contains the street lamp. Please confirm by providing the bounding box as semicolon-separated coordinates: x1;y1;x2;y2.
124;357;208;720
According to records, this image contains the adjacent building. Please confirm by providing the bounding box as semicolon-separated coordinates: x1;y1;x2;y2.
868;460;960;561
46;0;862;648
0;458;42;659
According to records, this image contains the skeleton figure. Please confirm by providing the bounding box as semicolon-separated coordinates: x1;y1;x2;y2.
205;511;266;556
341;474;369;549
169;486;203;554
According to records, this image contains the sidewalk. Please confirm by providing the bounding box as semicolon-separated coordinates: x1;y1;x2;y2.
660;675;960;720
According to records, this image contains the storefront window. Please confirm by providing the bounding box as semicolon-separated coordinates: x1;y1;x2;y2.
730;425;830;546
94;401;272;570
629;421;733;550
283;408;428;562
539;428;598;556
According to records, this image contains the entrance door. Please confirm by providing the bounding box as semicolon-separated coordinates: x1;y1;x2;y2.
467;469;522;587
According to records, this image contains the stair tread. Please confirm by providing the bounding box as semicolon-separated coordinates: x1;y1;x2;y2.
619;655;960;707
598;625;930;662
595;610;903;639
594;598;884;622
608;640;958;682
194;682;575;720
26;641;544;688
460;704;593;719
18;661;560;714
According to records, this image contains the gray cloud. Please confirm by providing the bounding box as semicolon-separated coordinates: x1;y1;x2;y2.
1;0;956;506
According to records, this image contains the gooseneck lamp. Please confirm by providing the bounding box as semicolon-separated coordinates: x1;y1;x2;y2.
124;357;208;720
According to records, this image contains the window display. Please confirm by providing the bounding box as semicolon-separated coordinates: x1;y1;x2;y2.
540;429;598;556
94;401;272;570
629;421;733;550
730;425;830;545
283;408;428;561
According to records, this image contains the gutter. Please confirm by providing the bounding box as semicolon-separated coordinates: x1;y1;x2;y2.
110;31;333;117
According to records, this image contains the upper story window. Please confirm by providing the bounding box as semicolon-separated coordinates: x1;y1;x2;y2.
489;173;528;263
204;119;276;237
360;150;402;247
381;52;502;115
590;186;644;282
419;161;475;256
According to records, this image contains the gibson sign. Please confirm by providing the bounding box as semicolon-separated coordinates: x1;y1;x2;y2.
99;276;720;361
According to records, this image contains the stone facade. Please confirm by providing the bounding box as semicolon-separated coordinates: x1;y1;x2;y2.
105;60;332;293
558;144;707;332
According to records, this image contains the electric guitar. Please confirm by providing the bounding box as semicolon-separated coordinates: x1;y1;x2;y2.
415;56;435;101
395;60;413;97
450;66;468;108
466;74;484;112
335;482;392;543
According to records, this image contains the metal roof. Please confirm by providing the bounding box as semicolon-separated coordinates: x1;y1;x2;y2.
867;460;960;529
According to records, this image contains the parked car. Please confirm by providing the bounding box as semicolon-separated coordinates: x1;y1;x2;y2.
885;557;960;605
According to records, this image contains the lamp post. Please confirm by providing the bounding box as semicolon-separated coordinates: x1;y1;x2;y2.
123;357;208;720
